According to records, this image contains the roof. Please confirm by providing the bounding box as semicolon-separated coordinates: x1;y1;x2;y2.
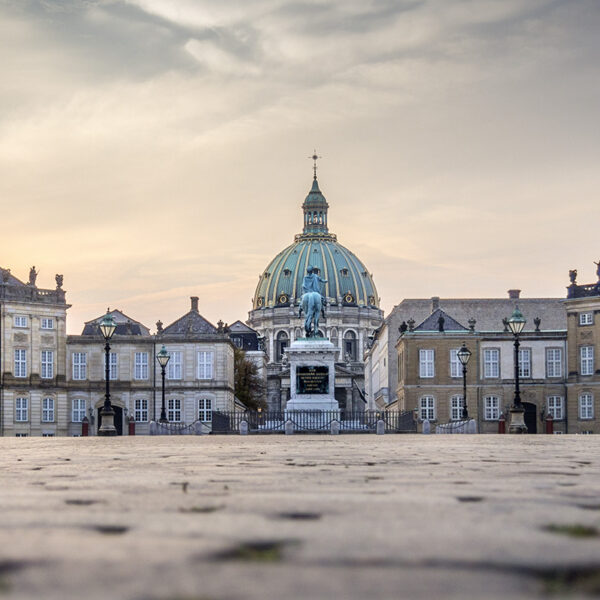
162;310;217;336
228;320;258;334
252;176;379;310
391;297;566;333
82;309;151;336
0;268;27;287
414;308;468;332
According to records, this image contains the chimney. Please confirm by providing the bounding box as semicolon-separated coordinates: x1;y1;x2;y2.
431;296;440;312
508;289;521;300
190;296;199;312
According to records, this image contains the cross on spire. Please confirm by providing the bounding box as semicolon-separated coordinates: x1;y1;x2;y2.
309;149;321;180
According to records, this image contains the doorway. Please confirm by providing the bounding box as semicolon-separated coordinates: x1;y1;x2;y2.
97;405;124;435
523;402;537;434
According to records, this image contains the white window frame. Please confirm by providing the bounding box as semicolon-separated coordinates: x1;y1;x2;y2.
103;353;118;380
449;349;461;378
14;315;28;328
14;349;27;378
518;348;531;379
483;348;500;378
450;395;464;421
419;349;435;378
579;312;593;326
72;352;87;380
167;351;182;380
579;394;594;420
484;396;500;420
15;397;28;422
419;396;435;420
72;399;86;423
42;397;55;422
547;396;564;421
41;350;54;379
168;398;182;422
580;346;594;376
134;352;149;380
134;398;148;422
41;318;54;330
198;398;212;422
545;348;562;378
197;351;214;380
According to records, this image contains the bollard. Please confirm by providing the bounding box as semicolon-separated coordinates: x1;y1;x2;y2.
376;419;385;435
330;420;340;435
194;421;204;435
498;414;506;434
128;416;135;436
467;419;478;434
149;421;157;435
422;419;431;434
285;420;294;435
240;420;249;435
81;416;89;437
545;414;554;435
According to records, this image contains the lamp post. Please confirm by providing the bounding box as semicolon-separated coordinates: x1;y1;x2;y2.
156;345;170;423
457;342;472;420
507;306;527;434
98;311;117;436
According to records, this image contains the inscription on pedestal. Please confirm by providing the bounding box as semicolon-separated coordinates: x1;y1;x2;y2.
296;366;329;395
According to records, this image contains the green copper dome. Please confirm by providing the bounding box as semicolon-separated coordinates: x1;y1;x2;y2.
252;177;380;310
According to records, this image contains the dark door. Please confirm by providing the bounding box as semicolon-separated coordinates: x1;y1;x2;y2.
97;406;124;435
523;402;537;434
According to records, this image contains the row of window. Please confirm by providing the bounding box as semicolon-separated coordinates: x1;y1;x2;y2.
418;346;595;379
418;394;595;421
13;316;55;329
12;398;214;423
12;350;215;381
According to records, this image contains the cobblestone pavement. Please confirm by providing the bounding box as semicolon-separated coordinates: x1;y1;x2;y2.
1;435;600;600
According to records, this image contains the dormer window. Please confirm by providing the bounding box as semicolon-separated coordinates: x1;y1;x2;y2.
264;272;270;279
362;271;368;277
313;267;320;275
340;268;349;277
283;269;291;277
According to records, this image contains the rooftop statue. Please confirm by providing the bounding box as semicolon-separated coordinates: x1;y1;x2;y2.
299;265;327;338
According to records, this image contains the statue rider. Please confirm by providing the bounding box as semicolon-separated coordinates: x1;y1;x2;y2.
302;265;327;316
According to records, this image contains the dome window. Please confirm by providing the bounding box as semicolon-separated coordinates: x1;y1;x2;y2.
362;271;368;277
369;296;376;306
278;293;289;305
340;268;349;277
283;269;291;277
276;331;288;362
257;297;264;307
344;292;354;304
313;267;321;275
264;272;271;279
344;330;357;361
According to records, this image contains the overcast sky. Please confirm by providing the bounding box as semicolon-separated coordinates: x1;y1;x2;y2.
1;0;599;333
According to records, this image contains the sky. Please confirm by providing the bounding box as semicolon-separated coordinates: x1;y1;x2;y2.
1;0;599;334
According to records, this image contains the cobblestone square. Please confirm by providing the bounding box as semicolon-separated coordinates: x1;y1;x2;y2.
1;435;600;599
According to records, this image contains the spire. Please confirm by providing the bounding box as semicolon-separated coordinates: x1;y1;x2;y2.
301;152;329;236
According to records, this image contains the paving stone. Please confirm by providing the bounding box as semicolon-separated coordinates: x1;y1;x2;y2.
0;436;599;599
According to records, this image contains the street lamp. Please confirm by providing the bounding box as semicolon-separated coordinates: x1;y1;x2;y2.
507;306;527;434
156;345;170;423
456;342;472;420
98;311;117;436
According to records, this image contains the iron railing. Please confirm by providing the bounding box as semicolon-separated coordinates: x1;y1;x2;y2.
211;410;416;434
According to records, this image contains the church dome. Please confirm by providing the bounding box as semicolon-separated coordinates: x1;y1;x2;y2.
252;176;380;310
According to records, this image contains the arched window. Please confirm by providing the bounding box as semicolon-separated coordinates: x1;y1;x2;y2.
276;331;289;362
344;330;357;361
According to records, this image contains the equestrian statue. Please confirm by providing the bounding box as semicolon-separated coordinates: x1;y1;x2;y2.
299;265;327;338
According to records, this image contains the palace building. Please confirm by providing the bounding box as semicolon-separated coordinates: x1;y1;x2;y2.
247;168;384;412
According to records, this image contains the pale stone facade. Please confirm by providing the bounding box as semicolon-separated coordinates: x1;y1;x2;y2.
1;268;69;437
564;271;600;433
1;272;237;436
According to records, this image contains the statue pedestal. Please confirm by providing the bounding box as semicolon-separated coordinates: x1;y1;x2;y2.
285;338;339;418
